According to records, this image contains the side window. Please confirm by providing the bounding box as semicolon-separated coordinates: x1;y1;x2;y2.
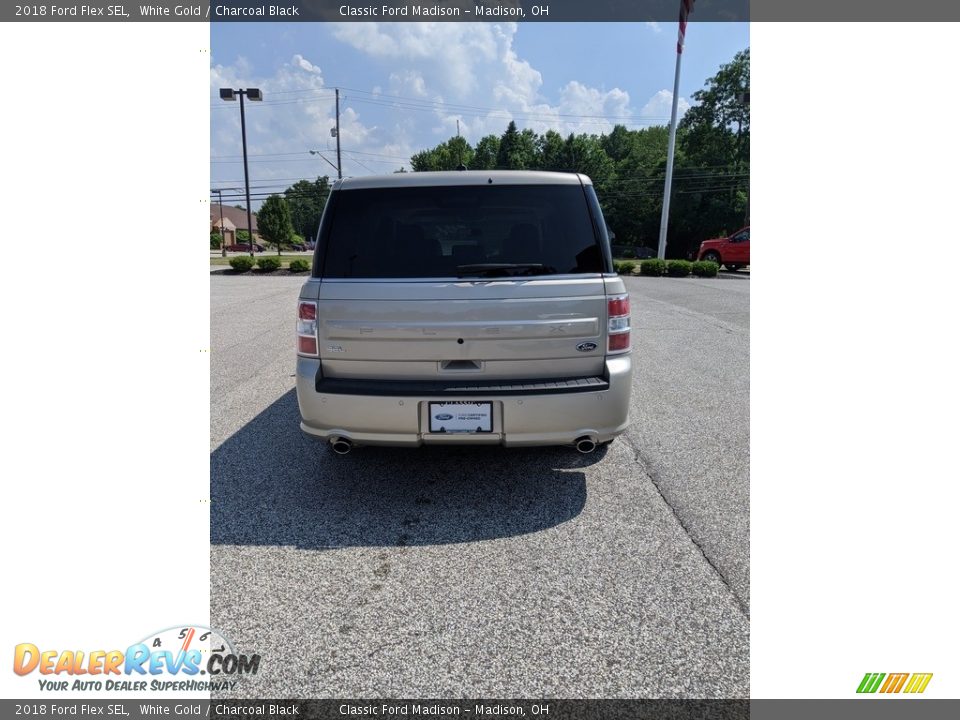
732;229;750;243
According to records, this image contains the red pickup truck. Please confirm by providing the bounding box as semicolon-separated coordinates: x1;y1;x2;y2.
698;226;750;271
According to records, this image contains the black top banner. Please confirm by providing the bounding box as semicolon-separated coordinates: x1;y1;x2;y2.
8;0;960;22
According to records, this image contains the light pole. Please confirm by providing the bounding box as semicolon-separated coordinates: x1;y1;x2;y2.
309;150;339;174
219;87;263;257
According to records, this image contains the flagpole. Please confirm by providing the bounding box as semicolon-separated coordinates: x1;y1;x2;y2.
657;0;693;261
657;48;683;260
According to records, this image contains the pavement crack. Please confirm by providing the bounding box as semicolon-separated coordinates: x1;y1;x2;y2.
620;434;750;619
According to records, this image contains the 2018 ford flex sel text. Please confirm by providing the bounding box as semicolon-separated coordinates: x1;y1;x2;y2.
295;171;632;453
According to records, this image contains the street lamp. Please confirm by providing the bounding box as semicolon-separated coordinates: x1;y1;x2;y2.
309;150;339;175
219;87;263;257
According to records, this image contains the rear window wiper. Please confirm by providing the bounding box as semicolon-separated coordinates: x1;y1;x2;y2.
456;263;551;277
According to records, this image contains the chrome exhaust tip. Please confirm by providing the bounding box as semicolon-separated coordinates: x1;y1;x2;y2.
331;437;353;455
575;436;597;454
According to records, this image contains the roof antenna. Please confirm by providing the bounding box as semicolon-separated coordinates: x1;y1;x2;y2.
456;119;467;171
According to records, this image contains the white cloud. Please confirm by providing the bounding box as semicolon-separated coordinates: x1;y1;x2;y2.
210;25;693;194
332;23;498;98
292;54;322;75
330;22;640;141
388;70;428;98
640;89;691;122
210;53;406;193
646;21;662;34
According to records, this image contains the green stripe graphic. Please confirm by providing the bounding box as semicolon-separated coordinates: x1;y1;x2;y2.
856;673;885;693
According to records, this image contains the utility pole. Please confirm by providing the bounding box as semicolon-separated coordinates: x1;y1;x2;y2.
214;188;226;257
456;119;466;170
335;88;342;180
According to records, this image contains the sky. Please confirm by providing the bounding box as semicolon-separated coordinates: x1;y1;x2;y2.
210;21;749;208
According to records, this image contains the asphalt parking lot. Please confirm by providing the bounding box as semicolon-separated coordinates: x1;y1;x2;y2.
210;270;749;698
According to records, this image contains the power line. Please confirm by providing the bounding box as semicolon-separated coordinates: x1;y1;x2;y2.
211;85;676;129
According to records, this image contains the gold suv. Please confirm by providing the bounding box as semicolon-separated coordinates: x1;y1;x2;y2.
295;171;632;453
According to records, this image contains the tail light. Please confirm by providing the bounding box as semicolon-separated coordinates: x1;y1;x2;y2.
297;301;318;356
607;294;630;354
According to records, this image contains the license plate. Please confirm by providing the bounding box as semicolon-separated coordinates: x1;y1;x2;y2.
429;402;493;434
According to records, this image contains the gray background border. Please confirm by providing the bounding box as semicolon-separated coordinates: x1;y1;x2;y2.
7;1;960;22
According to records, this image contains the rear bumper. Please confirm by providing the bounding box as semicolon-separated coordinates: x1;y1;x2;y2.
296;355;632;447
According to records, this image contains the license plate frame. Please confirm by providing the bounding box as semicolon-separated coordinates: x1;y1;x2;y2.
428;401;493;434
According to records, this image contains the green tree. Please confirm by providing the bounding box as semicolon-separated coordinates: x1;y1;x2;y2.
496;121;536;169
469;135;500;170
600;125;636;163
284;177;330;240
535;130;565;170
680;48;750;168
602;126;669;248
257;194;294;256
398;47;749;260
411;136;474;171
668;48;750;257
560;133;615;189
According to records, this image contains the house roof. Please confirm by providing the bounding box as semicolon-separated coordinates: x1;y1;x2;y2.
211;204;258;233
212;216;236;232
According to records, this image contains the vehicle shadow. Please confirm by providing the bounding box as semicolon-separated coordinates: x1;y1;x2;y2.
211;390;598;550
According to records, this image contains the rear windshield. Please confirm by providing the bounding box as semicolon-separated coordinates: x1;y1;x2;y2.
320;184;604;279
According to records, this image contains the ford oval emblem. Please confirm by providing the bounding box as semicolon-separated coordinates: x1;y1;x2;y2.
434;413;454;421
577;342;598;352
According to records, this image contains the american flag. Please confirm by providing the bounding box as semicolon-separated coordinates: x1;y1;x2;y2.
677;0;695;54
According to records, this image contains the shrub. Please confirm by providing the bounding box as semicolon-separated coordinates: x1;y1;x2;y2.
210;232;222;250
691;260;719;278
289;259;311;273
229;256;254;272
256;256;282;272
667;259;692;277
614;260;637;275
639;258;666;277
236;230;251;242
